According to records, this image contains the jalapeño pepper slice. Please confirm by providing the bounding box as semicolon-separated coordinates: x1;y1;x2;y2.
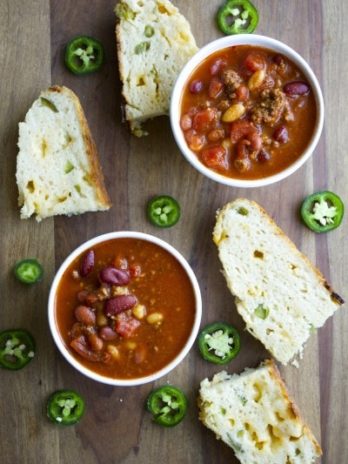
14;259;43;284
217;0;259;35
301;191;344;233
47;390;85;426
146;385;187;427
65;36;104;75
147;195;181;228
0;329;35;370
198;322;241;364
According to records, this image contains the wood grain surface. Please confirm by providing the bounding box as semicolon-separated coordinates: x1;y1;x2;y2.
0;1;346;463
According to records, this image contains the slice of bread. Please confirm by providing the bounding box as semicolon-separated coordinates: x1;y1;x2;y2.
213;199;344;365
198;359;322;464
115;0;198;136
16;86;111;221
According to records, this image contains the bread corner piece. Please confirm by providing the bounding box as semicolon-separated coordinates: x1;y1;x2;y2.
115;0;198;136
16;85;111;221
213;199;344;365
198;359;322;464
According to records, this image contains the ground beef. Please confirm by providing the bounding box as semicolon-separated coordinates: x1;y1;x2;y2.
251;88;286;126
221;69;242;98
217;99;231;111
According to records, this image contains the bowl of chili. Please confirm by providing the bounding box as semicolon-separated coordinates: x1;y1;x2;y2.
48;231;202;386
170;34;324;187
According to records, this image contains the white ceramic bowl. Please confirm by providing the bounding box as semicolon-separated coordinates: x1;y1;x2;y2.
48;231;202;386
170;34;324;188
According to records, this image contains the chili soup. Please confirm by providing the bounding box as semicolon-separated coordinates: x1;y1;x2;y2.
180;45;317;180
53;236;198;382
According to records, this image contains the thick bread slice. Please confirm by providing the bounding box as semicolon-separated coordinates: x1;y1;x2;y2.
213;199;343;365
198;359;322;464
115;0;198;136
16;86;111;221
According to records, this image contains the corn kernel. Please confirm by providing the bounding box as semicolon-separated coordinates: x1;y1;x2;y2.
106;344;120;360
132;304;147;320
146;312;164;325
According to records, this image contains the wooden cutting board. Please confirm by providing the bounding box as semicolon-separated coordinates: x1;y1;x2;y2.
0;1;346;462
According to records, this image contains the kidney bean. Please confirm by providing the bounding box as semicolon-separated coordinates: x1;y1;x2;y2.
87;333;104;352
273;125;289;144
273;54;284;65
75;305;96;325
257;149;271;163
70;336;100;362
134;344;147;364
77;290;89;303
283;81;310;96
99;267;130;286
80;250;95;277
69;322;86;338
210;58;227;76
85;292;98;305
104;295;137;317
189;79;204;94
99;326;118;341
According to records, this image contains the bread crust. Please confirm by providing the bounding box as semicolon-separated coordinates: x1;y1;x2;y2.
48;85;111;209
264;359;322;457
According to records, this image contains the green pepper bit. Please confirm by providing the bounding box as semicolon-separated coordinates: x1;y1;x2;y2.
254;304;269;320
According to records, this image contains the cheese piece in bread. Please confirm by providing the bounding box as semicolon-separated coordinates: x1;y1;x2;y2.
198;359;322;464
213;199;344;365
115;0;198;136
16;86;111;221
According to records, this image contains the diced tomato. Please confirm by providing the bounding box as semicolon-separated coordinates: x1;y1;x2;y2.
129;264;142;278
185;130;206;151
235;85;250;102
192;108;217;133
201;146;228;171
244;53;266;72
208;78;224;99
180;114;192;131
208;128;225;142
113;255;128;269
115;313;141;339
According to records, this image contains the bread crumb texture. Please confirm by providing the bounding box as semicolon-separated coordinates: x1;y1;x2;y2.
16;86;111;221
213;199;343;365
115;0;198;135
198;360;322;464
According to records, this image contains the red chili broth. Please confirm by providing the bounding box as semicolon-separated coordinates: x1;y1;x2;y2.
55;238;196;379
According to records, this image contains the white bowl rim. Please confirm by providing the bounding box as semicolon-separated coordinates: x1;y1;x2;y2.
170;34;324;188
48;231;202;386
